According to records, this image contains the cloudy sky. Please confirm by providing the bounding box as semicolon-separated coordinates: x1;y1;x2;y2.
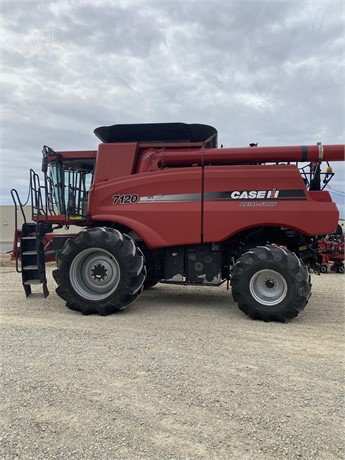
1;0;344;216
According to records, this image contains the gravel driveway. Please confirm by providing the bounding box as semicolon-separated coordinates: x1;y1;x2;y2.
1;262;344;460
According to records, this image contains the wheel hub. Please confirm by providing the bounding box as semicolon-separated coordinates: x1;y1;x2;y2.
265;279;275;289
91;263;108;281
249;269;288;306
69;248;121;301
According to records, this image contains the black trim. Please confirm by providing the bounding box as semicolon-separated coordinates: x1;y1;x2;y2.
301;145;308;162
204;190;306;201
279;190;306;197
139;189;307;203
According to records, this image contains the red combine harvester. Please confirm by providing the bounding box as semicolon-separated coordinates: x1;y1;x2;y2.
11;123;345;321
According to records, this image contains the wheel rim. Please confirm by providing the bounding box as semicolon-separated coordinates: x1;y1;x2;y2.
249;269;288;306
70;248;121;301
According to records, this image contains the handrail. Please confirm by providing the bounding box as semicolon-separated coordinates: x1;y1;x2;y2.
30;169;44;218
10;188;26;272
10;188;27;224
46;176;56;215
10;168;55;273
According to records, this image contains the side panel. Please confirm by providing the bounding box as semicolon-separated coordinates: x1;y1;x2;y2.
203;165;339;241
93;143;138;183
90;168;203;248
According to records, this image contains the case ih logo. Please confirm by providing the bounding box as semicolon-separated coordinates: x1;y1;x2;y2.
203;188;306;202
230;189;279;200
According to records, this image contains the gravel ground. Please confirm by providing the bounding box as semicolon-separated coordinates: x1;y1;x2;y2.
0;258;344;460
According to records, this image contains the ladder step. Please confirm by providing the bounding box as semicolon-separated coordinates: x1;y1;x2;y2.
18;221;50;298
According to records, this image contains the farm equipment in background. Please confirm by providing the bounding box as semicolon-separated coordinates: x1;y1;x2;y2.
318;227;344;273
11;122;345;322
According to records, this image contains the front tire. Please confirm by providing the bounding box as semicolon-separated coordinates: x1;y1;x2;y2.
231;245;311;322
53;227;146;315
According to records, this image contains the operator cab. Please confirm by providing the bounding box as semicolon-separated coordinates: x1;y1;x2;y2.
42;146;96;219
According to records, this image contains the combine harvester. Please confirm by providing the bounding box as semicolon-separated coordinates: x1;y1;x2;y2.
11;122;345;321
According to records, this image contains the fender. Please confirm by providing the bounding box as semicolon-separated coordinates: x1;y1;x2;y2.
91;213;168;249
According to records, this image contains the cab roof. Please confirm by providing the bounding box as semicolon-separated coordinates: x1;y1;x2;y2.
94;122;218;147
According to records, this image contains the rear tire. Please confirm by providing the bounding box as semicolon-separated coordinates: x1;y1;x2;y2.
231;245;311;322
53;227;146;315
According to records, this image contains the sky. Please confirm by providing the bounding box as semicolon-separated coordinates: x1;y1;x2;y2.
1;0;344;217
